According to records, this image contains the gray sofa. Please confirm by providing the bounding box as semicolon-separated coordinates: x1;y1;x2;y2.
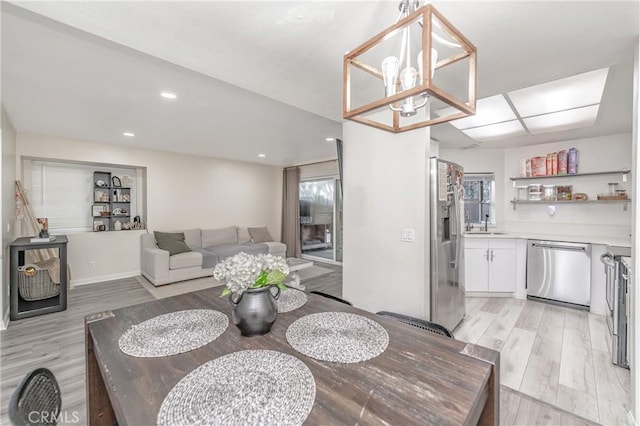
140;226;286;286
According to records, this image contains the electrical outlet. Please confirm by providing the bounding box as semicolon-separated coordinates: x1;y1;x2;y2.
88;261;96;270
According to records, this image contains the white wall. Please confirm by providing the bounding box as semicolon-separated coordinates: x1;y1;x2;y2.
441;134;632;239
630;37;639;426
1;108;17;327
439;148;506;227
16;133;283;285
342;121;431;318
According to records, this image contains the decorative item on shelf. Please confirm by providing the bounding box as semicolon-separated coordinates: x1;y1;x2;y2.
94;221;106;232
100;211;110;217
122;222;132;230
112;176;122;187
112;207;127;216
122;193;131;202
214;253;289;337
121;175;132;187
36;218;49;239
114;220;122;231
342;0;477;133
572;193;588;201
95;179;108;187
92;205;106;217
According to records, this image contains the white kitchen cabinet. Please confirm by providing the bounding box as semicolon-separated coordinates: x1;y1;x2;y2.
464;238;517;293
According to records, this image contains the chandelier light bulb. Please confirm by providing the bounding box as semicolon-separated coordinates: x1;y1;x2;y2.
399;67;418;90
381;56;400;96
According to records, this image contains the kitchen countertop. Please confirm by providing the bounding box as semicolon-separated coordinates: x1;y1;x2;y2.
463;231;631;248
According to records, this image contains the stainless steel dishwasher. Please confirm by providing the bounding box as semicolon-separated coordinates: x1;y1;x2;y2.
526;240;591;307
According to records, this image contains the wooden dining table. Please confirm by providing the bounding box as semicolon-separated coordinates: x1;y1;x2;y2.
85;288;499;425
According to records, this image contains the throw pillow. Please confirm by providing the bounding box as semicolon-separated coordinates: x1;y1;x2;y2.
154;231;192;256
248;226;274;243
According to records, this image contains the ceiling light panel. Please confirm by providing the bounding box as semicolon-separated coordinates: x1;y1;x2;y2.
436;95;517;130
160;91;177;99
462;120;527;141
523;104;600;134
507;67;609;117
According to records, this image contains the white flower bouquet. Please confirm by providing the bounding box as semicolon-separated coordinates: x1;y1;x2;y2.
214;252;290;297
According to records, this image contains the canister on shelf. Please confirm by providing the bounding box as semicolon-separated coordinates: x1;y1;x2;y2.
517;186;528;201
568;148;578;174
543;185;557;201
556;185;573;201
528;184;543;201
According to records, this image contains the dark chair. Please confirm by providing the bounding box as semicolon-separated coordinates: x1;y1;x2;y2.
9;368;61;426
309;291;353;306
376;311;454;338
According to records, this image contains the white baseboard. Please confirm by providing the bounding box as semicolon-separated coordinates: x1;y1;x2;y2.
71;270;140;287
0;308;9;330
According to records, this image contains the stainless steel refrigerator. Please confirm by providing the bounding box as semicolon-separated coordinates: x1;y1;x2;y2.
429;157;465;331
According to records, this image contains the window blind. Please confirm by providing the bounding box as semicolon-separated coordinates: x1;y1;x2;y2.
29;161;138;233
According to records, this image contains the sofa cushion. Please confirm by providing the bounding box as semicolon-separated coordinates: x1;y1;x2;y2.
169;251;203;270
205;243;266;260
183;228;202;249
248;226;274;243
154;231;192;256
260;242;287;256
202;226;238;248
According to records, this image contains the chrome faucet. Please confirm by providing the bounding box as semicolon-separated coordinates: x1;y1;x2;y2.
484;214;489;232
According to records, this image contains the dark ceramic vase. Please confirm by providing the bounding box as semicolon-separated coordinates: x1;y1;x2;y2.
230;285;281;336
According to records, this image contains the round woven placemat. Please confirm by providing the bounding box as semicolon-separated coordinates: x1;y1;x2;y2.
286;312;389;363
157;350;315;426
277;289;308;313
119;309;228;358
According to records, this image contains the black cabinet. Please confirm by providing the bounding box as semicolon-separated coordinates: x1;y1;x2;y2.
10;236;68;320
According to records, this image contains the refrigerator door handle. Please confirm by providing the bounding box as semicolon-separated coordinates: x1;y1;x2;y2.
490;249;494;262
449;184;460;269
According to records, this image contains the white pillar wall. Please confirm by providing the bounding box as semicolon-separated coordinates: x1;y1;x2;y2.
631;37;640;425
342;121;431;318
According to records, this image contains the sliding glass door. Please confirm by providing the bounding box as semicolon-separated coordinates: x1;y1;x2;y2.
299;178;342;263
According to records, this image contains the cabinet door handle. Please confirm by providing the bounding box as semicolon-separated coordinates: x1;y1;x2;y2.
490;250;494;262
485;249;489;261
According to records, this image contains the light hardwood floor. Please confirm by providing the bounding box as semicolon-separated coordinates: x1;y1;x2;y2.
0;265;619;425
455;296;632;425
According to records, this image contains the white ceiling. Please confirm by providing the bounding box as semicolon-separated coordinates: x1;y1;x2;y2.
2;1;639;165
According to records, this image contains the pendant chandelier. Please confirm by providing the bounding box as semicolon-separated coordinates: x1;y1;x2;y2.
343;1;477;133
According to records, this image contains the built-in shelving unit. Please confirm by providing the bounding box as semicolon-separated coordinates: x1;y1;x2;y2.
510;169;631;211
92;171;134;231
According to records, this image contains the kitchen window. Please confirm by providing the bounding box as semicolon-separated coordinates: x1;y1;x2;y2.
463;173;496;226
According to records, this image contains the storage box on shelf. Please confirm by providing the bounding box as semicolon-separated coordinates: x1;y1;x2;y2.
509;169;631;210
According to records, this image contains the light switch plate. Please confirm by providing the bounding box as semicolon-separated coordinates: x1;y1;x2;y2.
401;228;415;242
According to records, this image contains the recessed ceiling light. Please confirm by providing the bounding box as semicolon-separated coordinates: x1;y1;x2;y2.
160;92;177;100
325;137;336;142
258;153;266;158
507;67;609;118
123;132;135;137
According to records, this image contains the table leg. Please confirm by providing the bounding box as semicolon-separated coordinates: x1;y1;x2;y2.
85;317;117;426
461;343;500;426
